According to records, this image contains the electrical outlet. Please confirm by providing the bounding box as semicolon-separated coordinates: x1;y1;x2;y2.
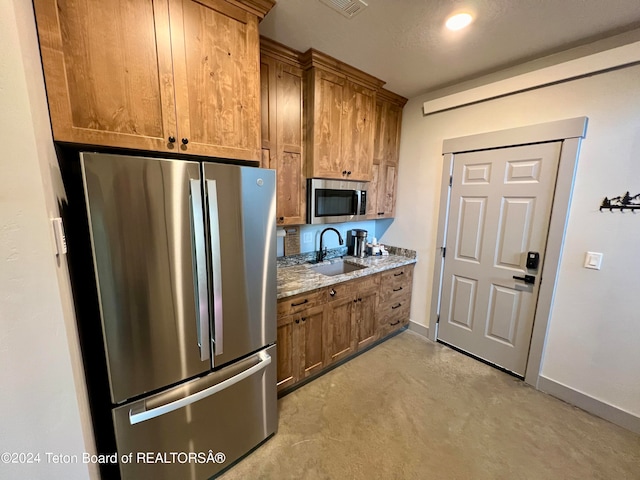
303;233;312;244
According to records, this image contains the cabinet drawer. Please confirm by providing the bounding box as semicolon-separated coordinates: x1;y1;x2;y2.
354;273;380;292
277;288;326;317
378;294;411;325
380;265;414;289
326;282;354;303
379;281;412;304
378;294;410;336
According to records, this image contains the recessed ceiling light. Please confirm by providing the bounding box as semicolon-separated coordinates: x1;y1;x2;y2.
445;13;473;31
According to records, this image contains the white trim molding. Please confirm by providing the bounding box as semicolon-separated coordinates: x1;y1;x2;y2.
431;117;587;389
408;320;429;339
538;376;640;435
423;41;640;115
442;117;588;154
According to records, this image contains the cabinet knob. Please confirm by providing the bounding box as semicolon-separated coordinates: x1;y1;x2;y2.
168;136;176;143
347;171;351;175
342;170;347;175
182;138;189;145
301;317;307;322
279;216;284;221
329;288;336;297
377;212;385;216
353;299;357;303
295;319;300;324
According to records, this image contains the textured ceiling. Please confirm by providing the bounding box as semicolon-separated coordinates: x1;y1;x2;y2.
259;0;640;98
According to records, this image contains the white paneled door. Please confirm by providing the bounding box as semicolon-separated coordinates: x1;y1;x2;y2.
437;142;562;376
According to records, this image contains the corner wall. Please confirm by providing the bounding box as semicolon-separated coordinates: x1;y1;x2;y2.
0;1;93;478
382;61;640;419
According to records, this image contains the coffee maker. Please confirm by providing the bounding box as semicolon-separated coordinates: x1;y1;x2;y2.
347;229;368;258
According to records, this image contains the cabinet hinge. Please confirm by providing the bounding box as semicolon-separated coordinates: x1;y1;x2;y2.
449;175;453;186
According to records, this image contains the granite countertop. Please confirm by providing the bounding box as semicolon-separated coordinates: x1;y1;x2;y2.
277;247;416;299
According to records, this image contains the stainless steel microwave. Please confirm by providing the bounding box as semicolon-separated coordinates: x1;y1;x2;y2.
307;178;368;224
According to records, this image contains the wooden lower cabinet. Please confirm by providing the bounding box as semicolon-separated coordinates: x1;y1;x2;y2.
355;288;379;349
276;303;326;391
325;296;357;364
378;265;414;336
277;264;414;393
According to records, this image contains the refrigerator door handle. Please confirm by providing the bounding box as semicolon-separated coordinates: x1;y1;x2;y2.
189;179;211;362
206;179;224;356
128;351;271;425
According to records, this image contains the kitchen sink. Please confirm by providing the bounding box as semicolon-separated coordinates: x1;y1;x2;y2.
311;260;367;277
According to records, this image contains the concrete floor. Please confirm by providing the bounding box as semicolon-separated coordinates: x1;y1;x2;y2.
219;331;640;480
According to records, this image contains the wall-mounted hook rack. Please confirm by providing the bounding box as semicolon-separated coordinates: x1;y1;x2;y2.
600;191;640;212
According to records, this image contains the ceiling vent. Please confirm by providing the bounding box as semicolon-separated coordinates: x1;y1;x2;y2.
319;0;368;19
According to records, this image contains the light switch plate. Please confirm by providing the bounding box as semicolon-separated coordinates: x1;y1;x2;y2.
584;251;603;270
303;233;312;244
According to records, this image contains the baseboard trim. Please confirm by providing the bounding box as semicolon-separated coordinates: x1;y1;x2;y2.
538;375;640;435
408;320;429;338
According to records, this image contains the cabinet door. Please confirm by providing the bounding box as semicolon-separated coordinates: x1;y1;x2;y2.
169;0;261;160
34;0;177;151
368;99;402;219
325;296;356;364
260;55;276;169
377;162;397;217
380;101;402;164
298;306;326;379
309;69;347;179
355;288;378;349
275;63;306;225
276;313;297;391
341;81;375;181
366;162;381;218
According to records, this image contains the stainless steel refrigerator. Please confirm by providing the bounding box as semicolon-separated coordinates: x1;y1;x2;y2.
80;152;277;479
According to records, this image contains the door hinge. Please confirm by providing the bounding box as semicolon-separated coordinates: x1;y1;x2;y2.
436;314;440;324
449;175;453;186
441;246;446;258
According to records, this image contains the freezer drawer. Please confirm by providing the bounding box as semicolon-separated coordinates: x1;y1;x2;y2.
112;345;277;480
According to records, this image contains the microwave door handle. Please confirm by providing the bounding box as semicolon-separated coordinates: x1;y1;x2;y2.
189;179;210;362
128;351;271;425
206;179;223;357
356;190;363;216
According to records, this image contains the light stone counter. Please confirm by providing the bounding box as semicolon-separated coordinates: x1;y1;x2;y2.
277;251;416;299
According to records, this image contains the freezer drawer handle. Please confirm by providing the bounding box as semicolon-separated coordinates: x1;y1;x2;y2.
129;351;272;425
190;179;211;362
206;179;224;356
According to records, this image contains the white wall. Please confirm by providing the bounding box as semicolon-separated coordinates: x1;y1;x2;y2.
383;60;640;418
0;1;93;479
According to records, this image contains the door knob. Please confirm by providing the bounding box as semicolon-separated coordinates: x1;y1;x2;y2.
513;274;535;285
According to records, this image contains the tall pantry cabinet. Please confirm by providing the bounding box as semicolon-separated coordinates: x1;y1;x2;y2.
33;0;274;161
367;89;407;219
260;38;306;226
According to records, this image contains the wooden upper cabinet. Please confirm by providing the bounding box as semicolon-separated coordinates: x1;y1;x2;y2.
33;0;177;151
308;68;347;179
367;89;407;219
341;81;376;180
33;0;273;160
260;38;306;225
301;49;384;182
169;0;261;159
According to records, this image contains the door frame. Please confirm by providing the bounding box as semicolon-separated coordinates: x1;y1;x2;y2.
429;117;588;387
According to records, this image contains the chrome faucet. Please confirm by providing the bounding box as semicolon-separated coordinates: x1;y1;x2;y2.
317;228;344;263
